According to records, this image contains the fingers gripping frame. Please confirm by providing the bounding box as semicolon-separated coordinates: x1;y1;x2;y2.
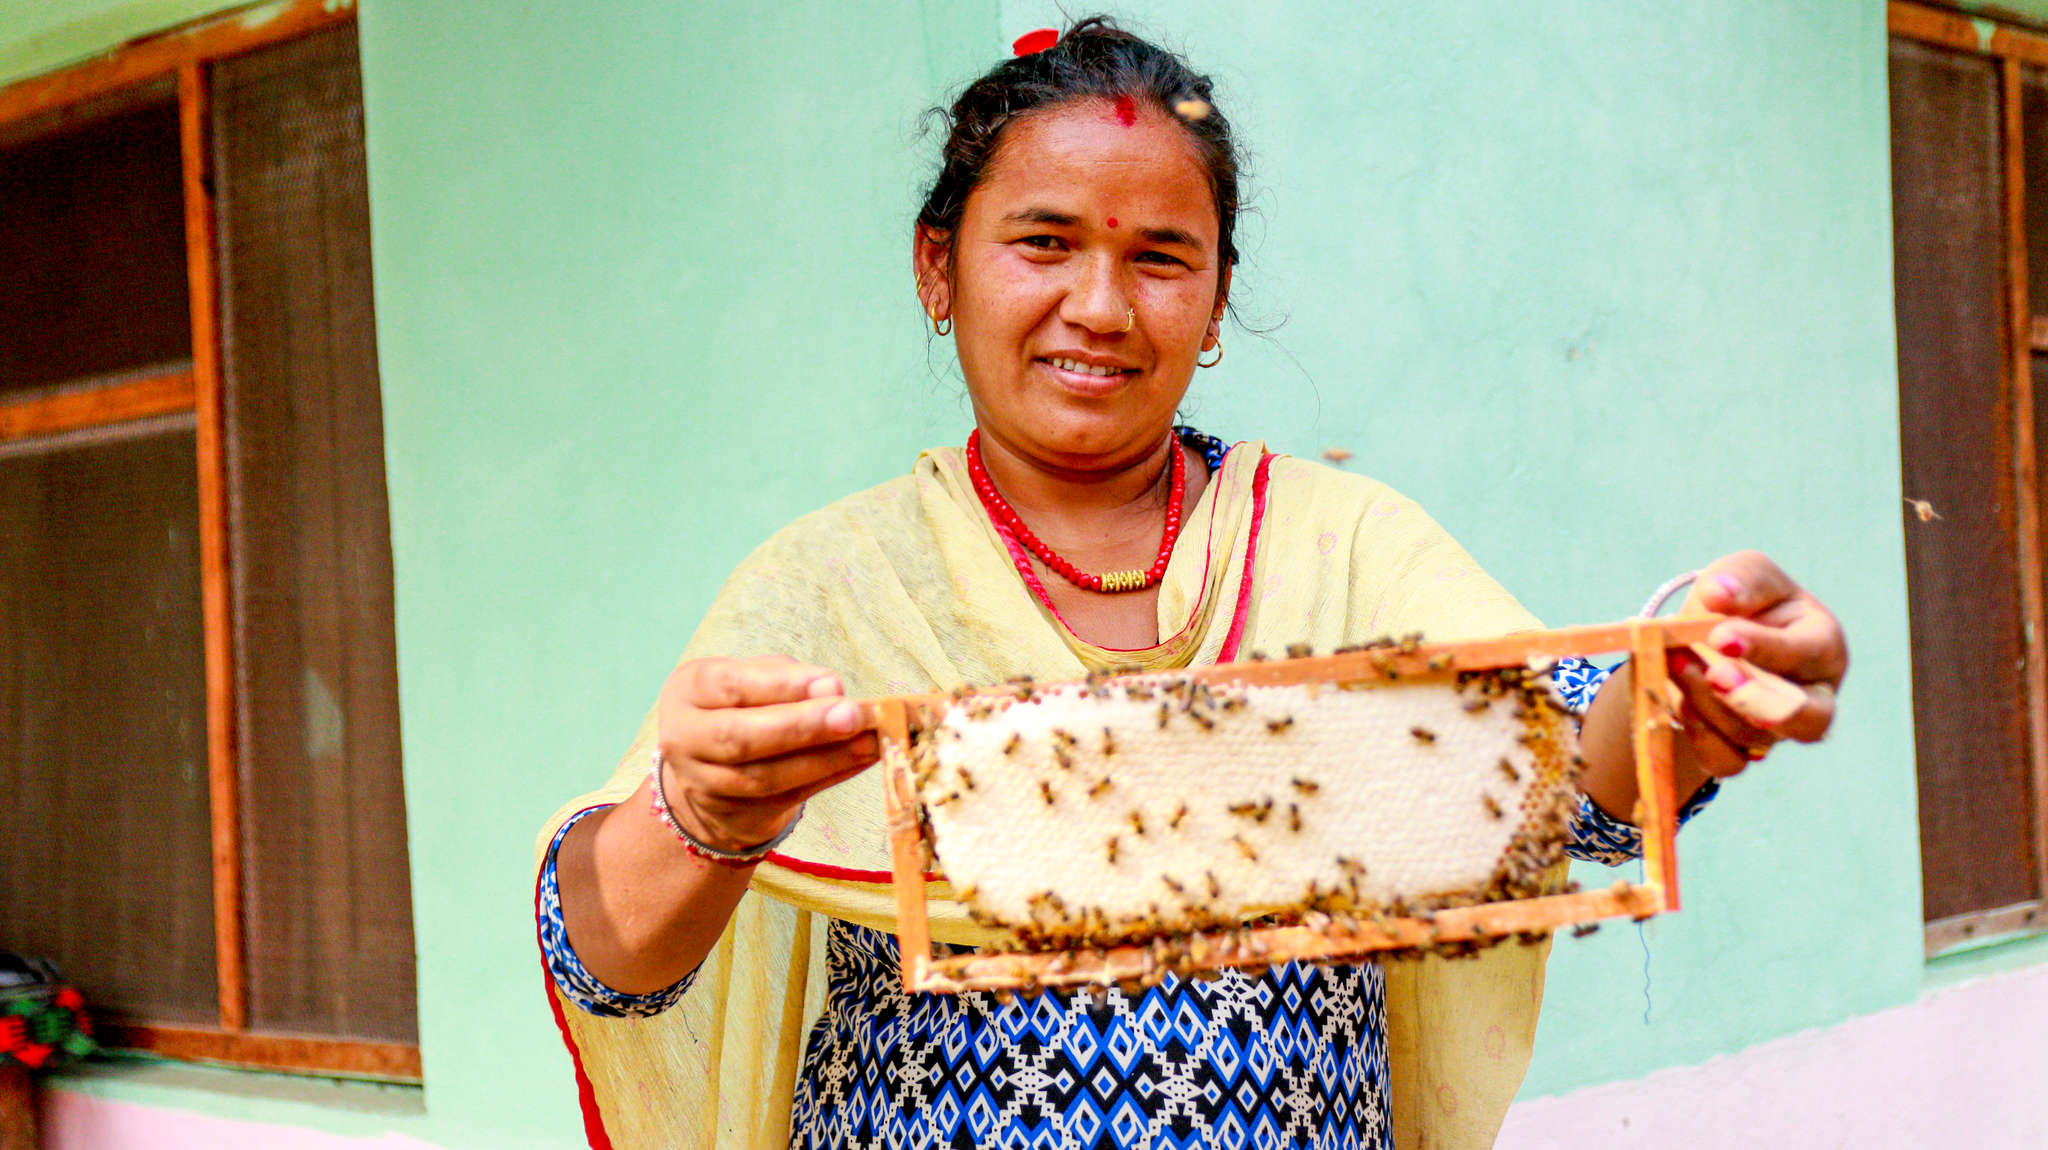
875;618;1711;994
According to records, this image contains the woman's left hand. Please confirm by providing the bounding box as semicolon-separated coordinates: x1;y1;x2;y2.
1670;550;1848;777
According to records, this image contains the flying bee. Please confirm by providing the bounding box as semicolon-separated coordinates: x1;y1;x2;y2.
1227;800;1262;820
1162;875;1185;895
1188;708;1215;731
1157;701;1172;729
1002;731;1022;755
1482;794;1503;820
1168;802;1188;831
1463;697;1490;713
957;767;977;790
1039;780;1057;807
1496;758;1520;784
1288;803;1302;833
1106;836;1120;864
1089;777;1114;799
1248;650;1269;662
1052;727;1077;748
1291;777;1320;796
1286;642;1314;660
1571;922;1601;939
1205;870;1222;898
1128;810;1146;836
1410;726;1437;744
1052;744;1075;772
1267;716;1295;734
1231;835;1258;862
1101;727;1116;756
1426;654;1451;672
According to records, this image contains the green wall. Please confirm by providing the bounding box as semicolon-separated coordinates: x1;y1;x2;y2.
0;0;278;86
1;0;1973;1145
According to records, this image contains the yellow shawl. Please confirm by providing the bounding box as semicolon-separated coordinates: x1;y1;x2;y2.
537;444;1551;1149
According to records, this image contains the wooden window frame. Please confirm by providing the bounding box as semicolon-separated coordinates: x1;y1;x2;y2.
1890;0;2048;958
0;0;418;1081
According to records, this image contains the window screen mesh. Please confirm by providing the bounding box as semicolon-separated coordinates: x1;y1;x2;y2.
0;93;190;396
1890;36;2040;922
0;427;216;1023
214;24;416;1042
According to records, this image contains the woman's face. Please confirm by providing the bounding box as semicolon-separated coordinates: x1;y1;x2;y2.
916;98;1229;472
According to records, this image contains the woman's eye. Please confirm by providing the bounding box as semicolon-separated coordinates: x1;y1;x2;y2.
1136;251;1188;269
1019;235;1065;251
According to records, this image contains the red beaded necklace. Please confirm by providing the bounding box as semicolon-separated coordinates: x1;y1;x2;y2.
966;429;1187;594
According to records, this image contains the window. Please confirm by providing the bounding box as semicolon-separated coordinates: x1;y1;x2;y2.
0;2;416;1077
1888;1;2048;954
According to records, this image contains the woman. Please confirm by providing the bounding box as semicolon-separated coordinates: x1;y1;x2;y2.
537;21;1845;1149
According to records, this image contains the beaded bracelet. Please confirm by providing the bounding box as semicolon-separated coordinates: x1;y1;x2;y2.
648;746;802;867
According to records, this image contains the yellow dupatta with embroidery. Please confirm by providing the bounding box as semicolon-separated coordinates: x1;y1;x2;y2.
536;444;1553;1149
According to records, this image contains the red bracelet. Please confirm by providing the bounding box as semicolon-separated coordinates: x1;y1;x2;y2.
648;747;801;866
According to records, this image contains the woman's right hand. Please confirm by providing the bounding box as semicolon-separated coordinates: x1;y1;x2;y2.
655;655;880;852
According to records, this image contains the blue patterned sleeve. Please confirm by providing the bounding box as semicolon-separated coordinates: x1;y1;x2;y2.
1548;657;1721;866
538;805;699;1017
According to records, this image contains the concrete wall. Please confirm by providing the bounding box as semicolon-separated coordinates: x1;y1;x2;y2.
9;1;2041;1146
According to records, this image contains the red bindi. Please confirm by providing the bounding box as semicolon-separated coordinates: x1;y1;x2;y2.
1113;95;1137;127
1106;217;1118;229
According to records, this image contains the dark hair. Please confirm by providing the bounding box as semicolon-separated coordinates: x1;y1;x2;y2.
917;17;1242;269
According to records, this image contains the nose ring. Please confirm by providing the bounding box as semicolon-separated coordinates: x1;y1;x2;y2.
1120;308;1135;334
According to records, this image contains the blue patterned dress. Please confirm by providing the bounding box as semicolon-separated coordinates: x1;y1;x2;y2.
537;660;1716;1150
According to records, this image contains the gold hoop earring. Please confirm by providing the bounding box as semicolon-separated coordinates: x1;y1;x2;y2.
1197;341;1223;368
1120;308;1135;334
932;314;953;337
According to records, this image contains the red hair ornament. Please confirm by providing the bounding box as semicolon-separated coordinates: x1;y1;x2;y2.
1012;28;1059;56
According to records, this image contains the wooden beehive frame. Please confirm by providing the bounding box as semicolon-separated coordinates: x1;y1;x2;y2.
872;617;1719;994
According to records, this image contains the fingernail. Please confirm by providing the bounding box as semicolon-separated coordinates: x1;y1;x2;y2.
1706;664;1749;692
1714;575;1742;601
1714;634;1747;659
825;701;861;733
1669;650;1703;675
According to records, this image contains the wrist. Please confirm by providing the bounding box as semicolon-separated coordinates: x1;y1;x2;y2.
649;747;802;866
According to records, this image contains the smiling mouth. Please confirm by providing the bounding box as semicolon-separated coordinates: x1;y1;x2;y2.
1041;356;1134;379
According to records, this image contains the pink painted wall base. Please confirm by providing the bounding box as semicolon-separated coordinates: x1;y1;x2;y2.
41;1090;439;1150
1499;962;2048;1149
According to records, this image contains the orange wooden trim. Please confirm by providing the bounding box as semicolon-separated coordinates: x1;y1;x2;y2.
1891;0;1992;53
97;1022;420;1081
0;0;353;129
1630;621;1682;912
906;883;1666;994
2002;56;2048;902
877;701;934;991
180;59;245;1035
865;617;1725;724
1891;0;2048;65
0;369;194;442
882;618;1696;992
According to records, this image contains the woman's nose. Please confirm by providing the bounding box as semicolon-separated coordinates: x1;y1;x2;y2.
1062;256;1131;334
